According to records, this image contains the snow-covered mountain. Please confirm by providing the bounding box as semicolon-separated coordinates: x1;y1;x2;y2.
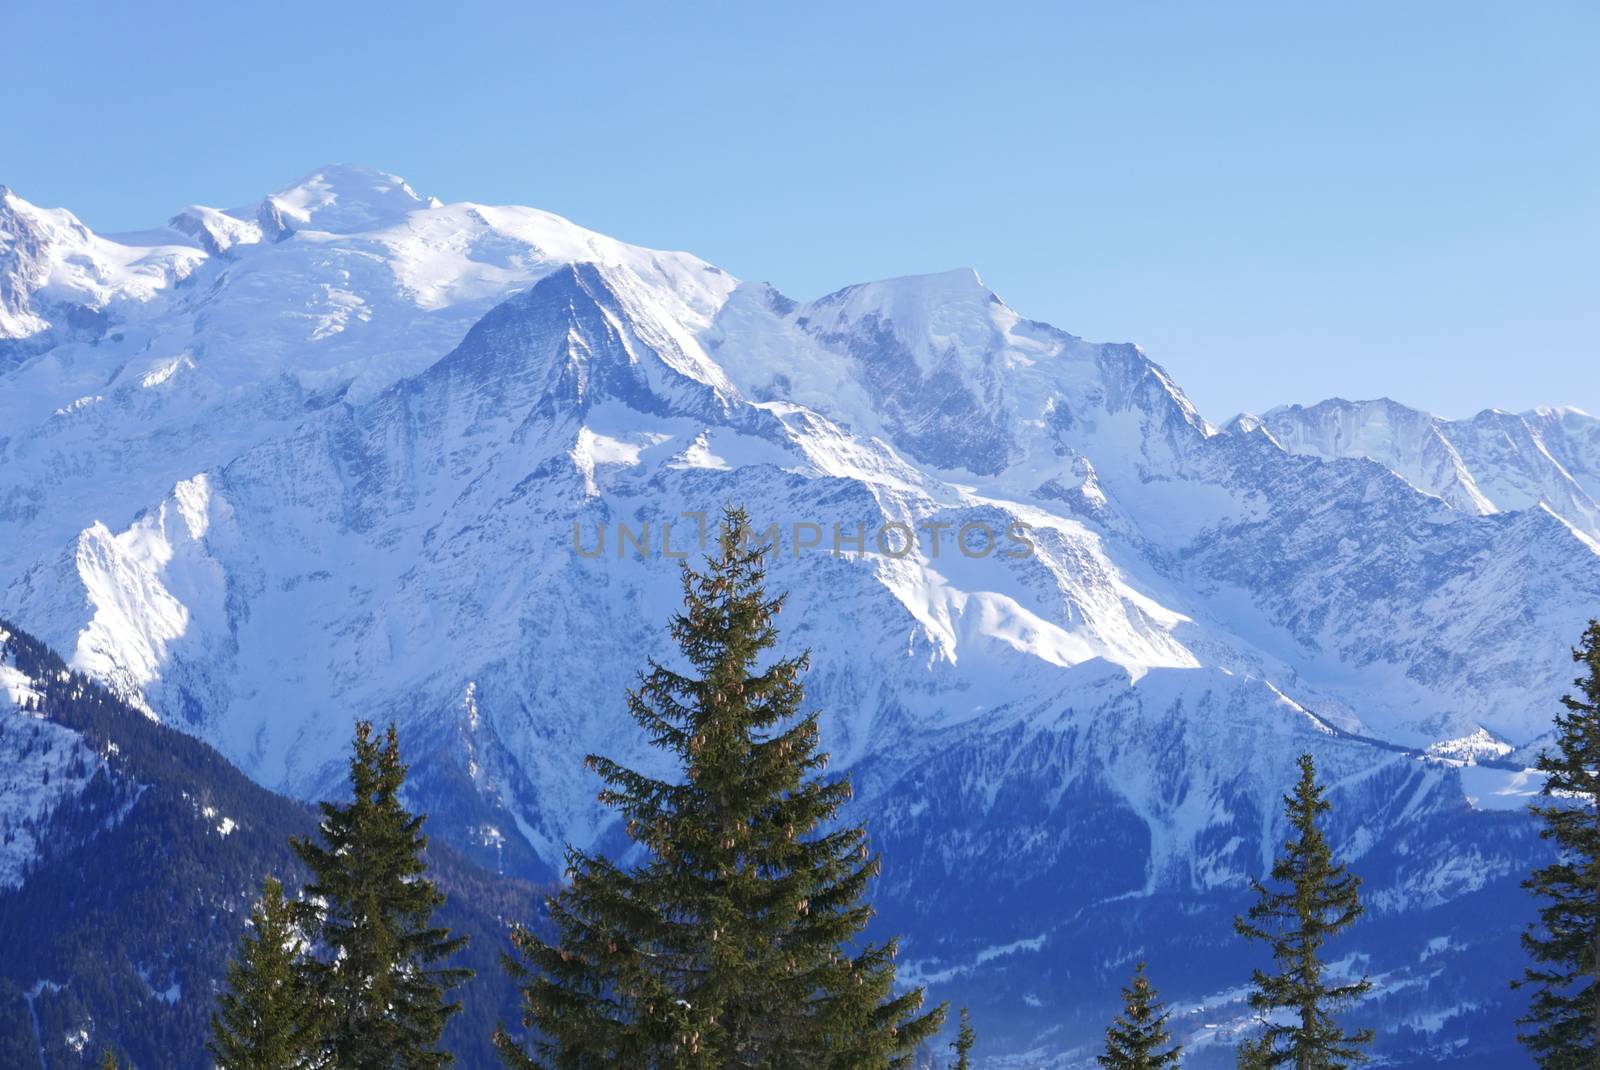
1239;398;1600;541
2;166;1594;1065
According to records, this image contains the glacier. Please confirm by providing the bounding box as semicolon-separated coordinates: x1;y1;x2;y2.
2;164;1596;1065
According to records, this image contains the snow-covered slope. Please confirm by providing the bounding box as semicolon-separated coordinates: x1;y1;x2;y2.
0;626;105;888
0;165;735;575
0;167;1592;1064
1242;397;1600;540
0;618;544;1070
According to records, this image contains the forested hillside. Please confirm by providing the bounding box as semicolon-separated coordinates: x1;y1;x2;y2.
0;620;542;1070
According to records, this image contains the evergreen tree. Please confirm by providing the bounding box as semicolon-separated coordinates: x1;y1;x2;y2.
497;507;944;1069
950;1006;976;1070
1234;1039;1270;1070
209;876;319;1069
1234;753;1372;1068
1098;962;1180;1070
293;721;472;1070
1518;619;1600;1067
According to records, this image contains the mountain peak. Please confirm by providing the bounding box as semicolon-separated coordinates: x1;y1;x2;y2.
800;267;1004;365
1261;396;1430;421
810;266;995;314
0;185;86;238
422;261;737;423
250;164;437;235
1524;404;1594;422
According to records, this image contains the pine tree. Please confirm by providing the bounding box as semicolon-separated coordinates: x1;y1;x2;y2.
1234;753;1372;1068
293;721;473;1070
1518;619;1600;1067
497;507;945;1069
950;1006;976;1070
1098;962;1180;1070
209;876;319;1069
1234;1038;1270;1070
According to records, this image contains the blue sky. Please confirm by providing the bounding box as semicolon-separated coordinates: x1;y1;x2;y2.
9;1;1596;421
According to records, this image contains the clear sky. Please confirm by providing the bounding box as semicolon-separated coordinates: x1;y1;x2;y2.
8;1;1596;422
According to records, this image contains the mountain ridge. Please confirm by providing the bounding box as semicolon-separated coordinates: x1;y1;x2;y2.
1;166;1595;1065
1240;396;1600;540
0;617;539;1069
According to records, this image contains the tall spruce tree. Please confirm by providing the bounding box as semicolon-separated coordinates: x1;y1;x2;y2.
497;507;944;1069
293;721;472;1070
950;1006;976;1070
1234;753;1372;1069
1518;619;1600;1067
1098;962;1180;1070
210;876;319;1069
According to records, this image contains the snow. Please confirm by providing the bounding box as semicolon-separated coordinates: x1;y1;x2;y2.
0;186;204;341
803;268;1002;372
200;804;237;836
3;163;1596;1068
0;640;103;888
138;354;194;389
1427;727;1515;763
1459;764;1545;811
974;933;1047;965
1252;397;1600;540
1421;935;1458;960
1;162;1597;909
135;962;182;1004
49;396;101;418
0;629;39;711
255;164;431;234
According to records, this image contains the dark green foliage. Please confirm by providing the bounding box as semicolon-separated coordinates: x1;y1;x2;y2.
209;877;318;1069
1097;963;1179;1070
0;621;312;1068
951;1006;976;1070
292;722;473;1069
1518;619;1600;1068
1235;1038;1269;1070
498;507;944;1069
1235;753;1373;1068
0;620;535;1069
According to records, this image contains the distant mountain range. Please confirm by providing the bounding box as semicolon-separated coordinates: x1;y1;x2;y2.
3;166;1596;1066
